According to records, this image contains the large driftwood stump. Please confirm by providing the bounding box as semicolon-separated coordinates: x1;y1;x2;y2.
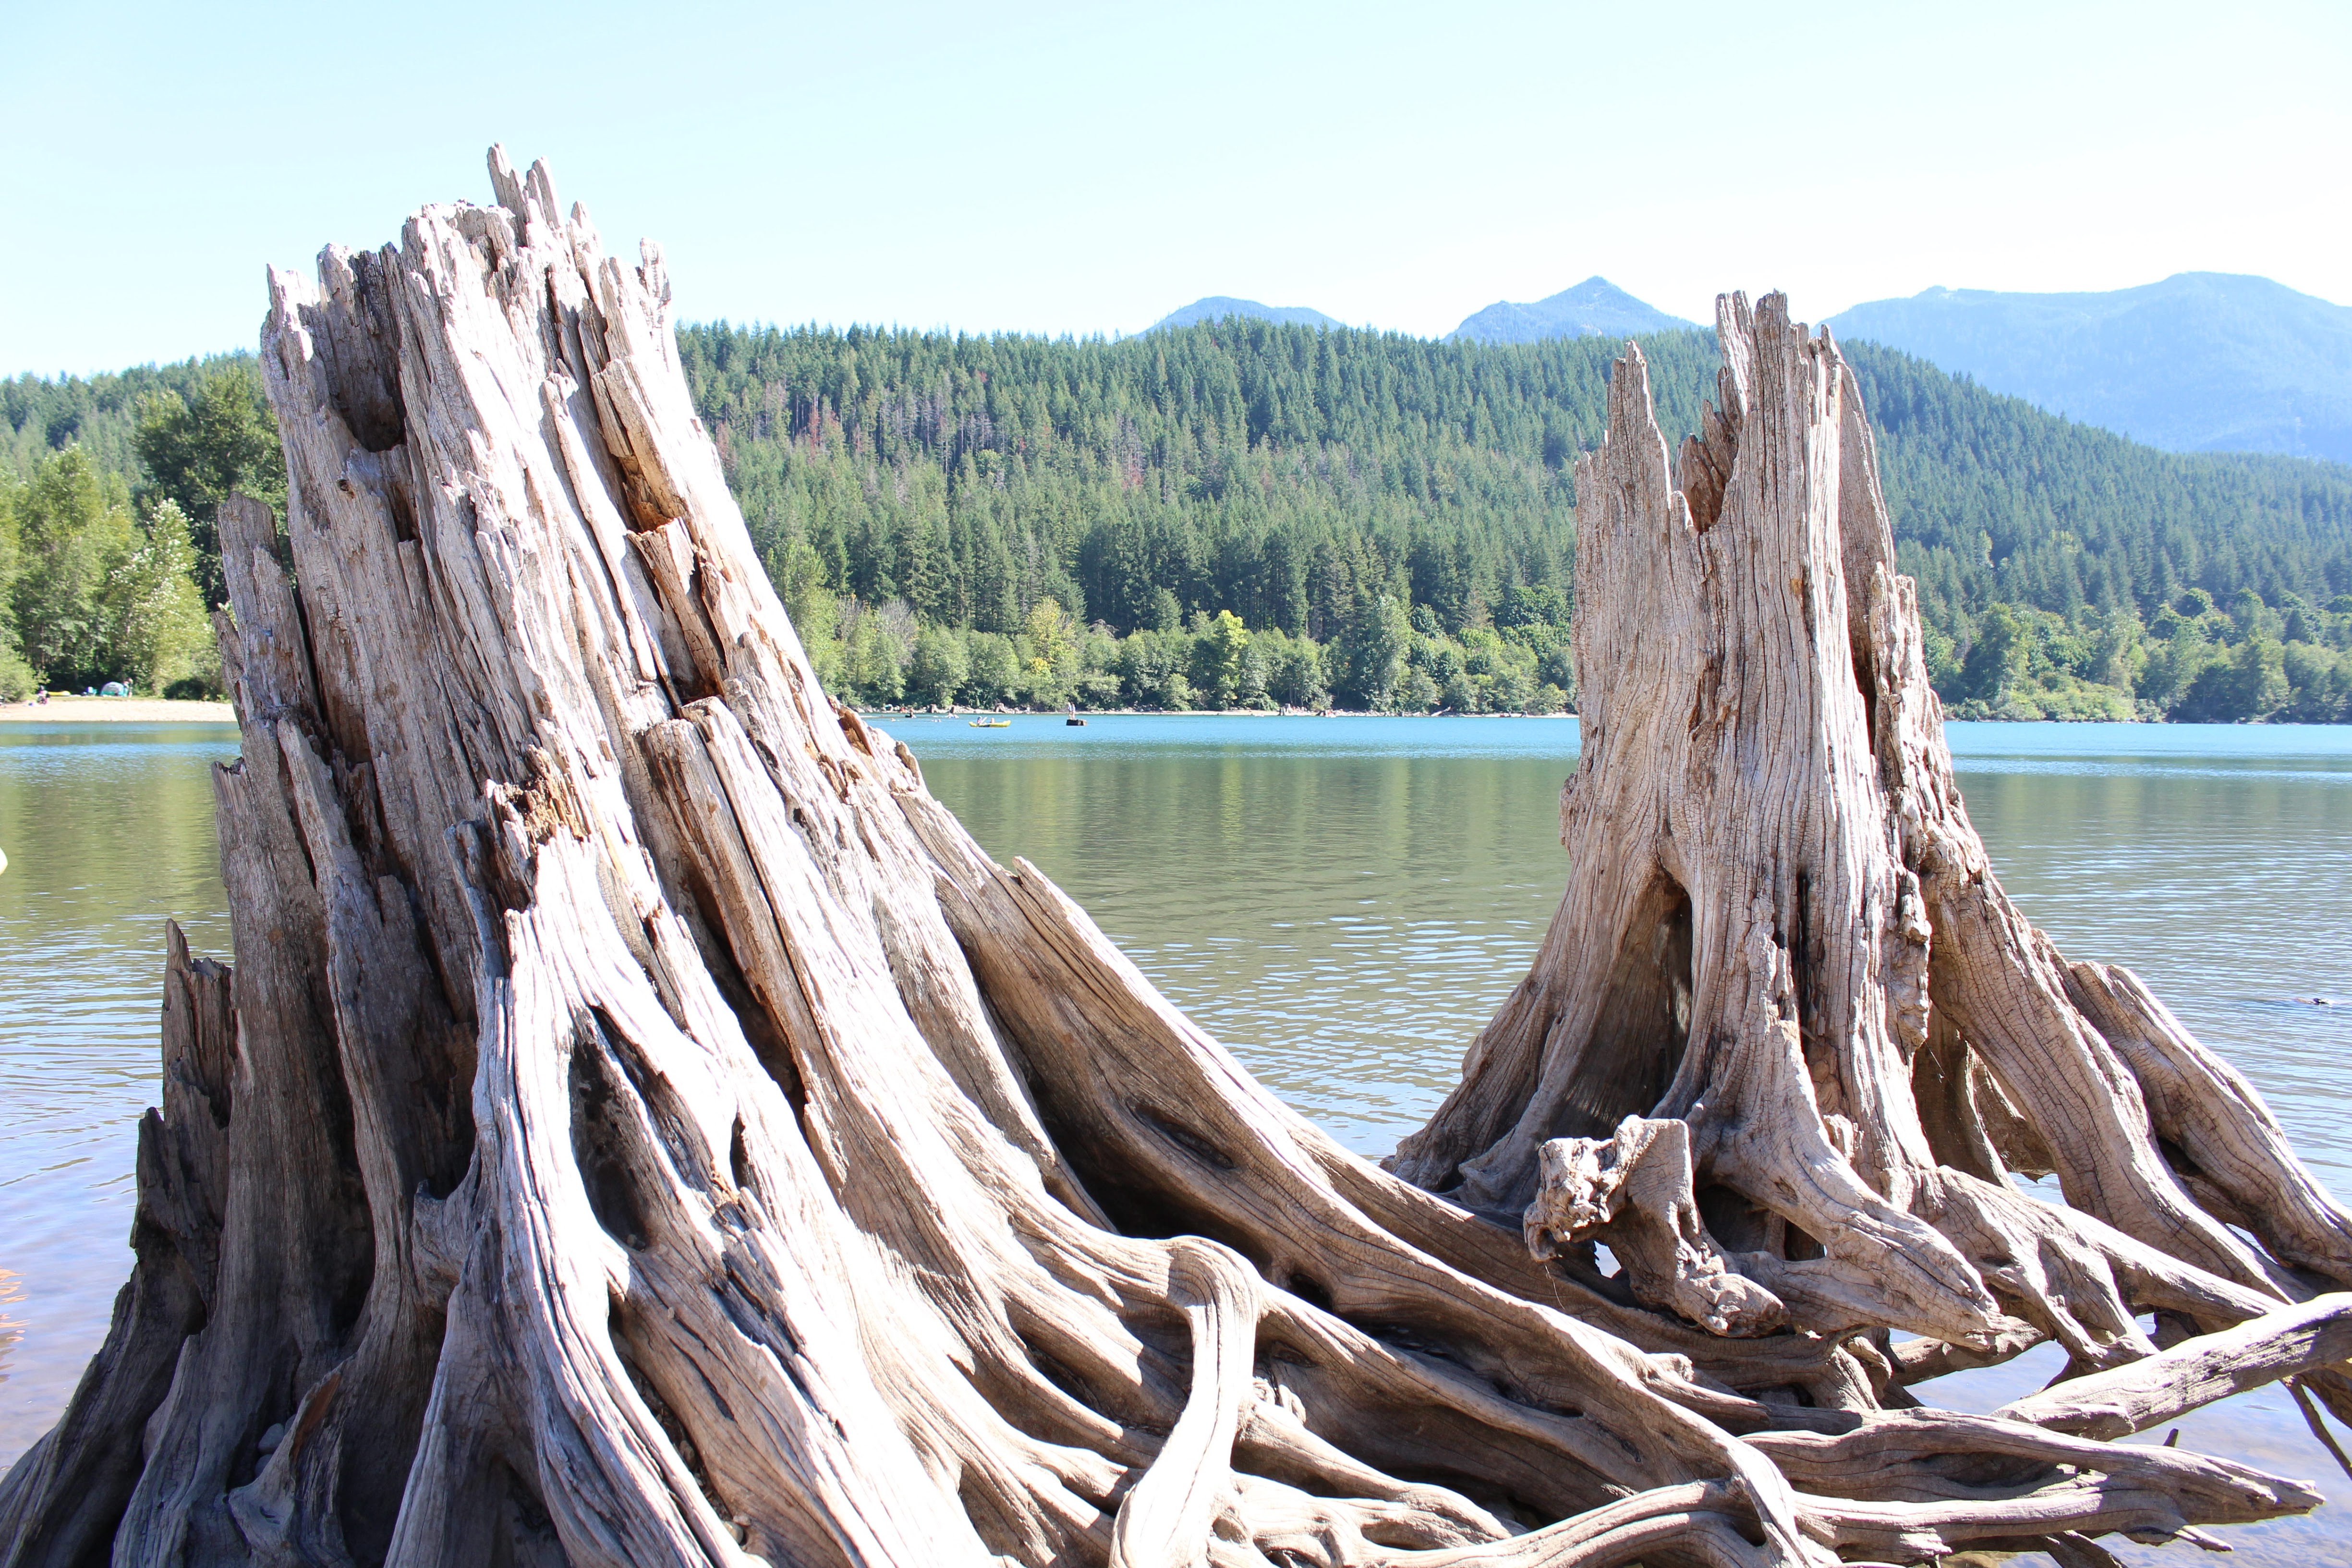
2;154;2348;1568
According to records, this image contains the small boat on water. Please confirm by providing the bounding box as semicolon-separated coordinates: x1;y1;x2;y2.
1064;704;1086;727
969;719;1011;728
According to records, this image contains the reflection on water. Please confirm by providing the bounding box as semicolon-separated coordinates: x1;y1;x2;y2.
903;716;2352;1171
903;714;2352;1567
0;1270;23;1401
0;724;240;1464
3;714;2349;1565
911;717;1579;1152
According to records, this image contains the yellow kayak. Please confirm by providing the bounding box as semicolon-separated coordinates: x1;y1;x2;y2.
968;719;1011;728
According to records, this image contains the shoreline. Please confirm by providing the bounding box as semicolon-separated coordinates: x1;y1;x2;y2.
865;708;2347;727
1;699;2334;729
864;707;1578;720
1;698;237;724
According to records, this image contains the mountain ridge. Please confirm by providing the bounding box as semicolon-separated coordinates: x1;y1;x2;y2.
1826;272;2352;464
1148;296;1345;332
1449;276;1699;343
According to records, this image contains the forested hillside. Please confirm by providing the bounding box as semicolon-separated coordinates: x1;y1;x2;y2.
6;357;239;482
679;318;2352;717
7;320;2350;719
1849;341;2352;718
1856;343;2352;620
679;320;1722;634
676;320;1734;711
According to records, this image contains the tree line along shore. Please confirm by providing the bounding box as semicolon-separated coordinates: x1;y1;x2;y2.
6;319;2351;717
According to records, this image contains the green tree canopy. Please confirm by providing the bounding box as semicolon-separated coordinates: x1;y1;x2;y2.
7;448;134;687
101;499;219;694
133;364;287;607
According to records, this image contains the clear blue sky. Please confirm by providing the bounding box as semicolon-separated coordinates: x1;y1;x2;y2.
4;0;2347;376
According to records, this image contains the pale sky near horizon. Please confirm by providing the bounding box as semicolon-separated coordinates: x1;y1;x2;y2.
3;0;2347;377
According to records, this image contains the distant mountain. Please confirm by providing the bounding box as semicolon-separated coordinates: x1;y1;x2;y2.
1827;273;2352;464
1149;296;1344;332
1449;277;1699;344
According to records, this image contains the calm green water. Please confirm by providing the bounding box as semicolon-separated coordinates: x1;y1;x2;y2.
4;715;2350;1562
0;724;242;1472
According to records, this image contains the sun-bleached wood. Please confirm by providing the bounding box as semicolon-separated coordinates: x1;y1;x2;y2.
1997;1295;2352;1440
1525;1117;1785;1338
1391;290;2352;1547
1;155;2344;1568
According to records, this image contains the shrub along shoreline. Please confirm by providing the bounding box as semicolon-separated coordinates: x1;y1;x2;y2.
1928;588;2352;723
794;593;1574;716
0;695;234;722
796;581;2352;723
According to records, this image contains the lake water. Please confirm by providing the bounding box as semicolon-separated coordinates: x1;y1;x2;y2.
4;715;2349;1563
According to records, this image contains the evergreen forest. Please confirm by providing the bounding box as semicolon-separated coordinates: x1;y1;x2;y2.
6;320;2350;721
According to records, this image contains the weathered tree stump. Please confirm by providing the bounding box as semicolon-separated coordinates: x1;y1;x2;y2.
3;154;2347;1568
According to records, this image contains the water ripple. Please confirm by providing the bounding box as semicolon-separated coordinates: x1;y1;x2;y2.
6;714;2351;1561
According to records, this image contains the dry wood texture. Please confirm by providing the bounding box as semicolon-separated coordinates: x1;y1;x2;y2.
2;153;2347;1568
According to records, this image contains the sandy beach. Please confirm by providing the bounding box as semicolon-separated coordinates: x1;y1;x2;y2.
0;697;236;724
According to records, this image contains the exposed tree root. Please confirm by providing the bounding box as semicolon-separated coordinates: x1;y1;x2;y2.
1;153;2344;1568
1998;1294;2352;1438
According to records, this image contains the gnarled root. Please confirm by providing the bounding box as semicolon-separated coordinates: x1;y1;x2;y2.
1755;1408;2318;1558
1997;1294;2352;1439
1527;1118;1785;1337
1111;1240;1261;1568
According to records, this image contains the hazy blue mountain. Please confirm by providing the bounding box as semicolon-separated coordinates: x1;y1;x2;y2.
1149;296;1344;332
1449;277;1699;343
1827;273;2352;464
